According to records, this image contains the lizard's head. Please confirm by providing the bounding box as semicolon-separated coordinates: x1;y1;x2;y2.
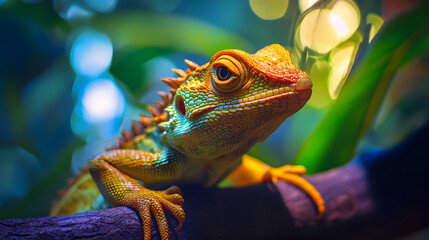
163;44;312;164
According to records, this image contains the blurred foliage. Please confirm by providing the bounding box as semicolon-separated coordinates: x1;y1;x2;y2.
294;4;429;173
0;0;427;228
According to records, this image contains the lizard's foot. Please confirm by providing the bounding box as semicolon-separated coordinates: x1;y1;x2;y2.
122;186;185;240
263;165;325;219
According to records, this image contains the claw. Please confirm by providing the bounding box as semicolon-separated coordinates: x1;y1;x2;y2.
265;165;325;219
137;204;152;240
123;187;185;240
164;185;182;195
151;199;169;240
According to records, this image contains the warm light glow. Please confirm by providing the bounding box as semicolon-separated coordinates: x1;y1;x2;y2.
299;0;319;12
329;13;348;37
82;79;125;122
330;0;360;39
70;30;113;77
367;13;384;43
249;0;289;20
296;0;360;54
329;42;357;98
298;9;337;54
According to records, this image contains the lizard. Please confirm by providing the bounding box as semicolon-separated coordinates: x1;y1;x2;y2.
50;44;324;239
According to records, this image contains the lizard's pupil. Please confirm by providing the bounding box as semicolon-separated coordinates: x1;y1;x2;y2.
216;66;231;81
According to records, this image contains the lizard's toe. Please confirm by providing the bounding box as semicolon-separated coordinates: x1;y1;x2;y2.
264;165;325;219
123;187;184;240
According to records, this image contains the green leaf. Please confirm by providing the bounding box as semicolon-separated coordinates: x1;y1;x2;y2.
294;4;429;173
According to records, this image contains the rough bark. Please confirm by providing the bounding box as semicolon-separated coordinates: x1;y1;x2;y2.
1;122;428;240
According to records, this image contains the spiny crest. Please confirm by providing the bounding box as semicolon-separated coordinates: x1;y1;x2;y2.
161;59;199;89
113;59;200;149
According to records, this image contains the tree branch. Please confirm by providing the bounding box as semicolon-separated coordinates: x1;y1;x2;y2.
1;122;428;239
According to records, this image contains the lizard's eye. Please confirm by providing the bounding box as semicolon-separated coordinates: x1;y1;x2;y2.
211;56;248;94
216;66;231;81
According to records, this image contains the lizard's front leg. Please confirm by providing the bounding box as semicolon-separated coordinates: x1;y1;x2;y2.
224;154;325;218
89;149;185;240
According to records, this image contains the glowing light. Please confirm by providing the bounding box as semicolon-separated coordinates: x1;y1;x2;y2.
298;9;336;54
367;13;384;43
329;42;357;98
329;13;348;37
249;0;289;20
70;30;113;77
299;0;319;12
331;0;360;38
81;79;125;123
296;0;360;54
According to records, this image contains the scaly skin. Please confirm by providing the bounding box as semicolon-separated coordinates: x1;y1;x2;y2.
51;44;324;239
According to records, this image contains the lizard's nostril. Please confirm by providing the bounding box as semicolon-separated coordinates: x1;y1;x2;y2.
176;96;186;116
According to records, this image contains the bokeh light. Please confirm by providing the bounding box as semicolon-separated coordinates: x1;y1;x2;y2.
249;0;289;20
70;29;113;77
71;75;126;142
294;0;362;108
296;0;360;54
367;13;384;43
298;0;319;12
329;42;357;98
81;79;125;123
